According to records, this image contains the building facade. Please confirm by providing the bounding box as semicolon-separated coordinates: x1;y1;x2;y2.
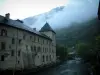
0;13;56;70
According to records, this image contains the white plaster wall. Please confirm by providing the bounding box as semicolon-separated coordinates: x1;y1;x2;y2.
0;25;56;70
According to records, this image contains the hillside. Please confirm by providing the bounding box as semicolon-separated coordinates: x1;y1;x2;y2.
23;0;97;30
55;18;100;47
23;6;65;29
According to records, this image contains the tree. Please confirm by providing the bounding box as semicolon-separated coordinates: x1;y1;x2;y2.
56;44;68;61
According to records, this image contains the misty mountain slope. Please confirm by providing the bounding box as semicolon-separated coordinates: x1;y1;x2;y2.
55;18;100;47
23;0;98;30
23;6;65;29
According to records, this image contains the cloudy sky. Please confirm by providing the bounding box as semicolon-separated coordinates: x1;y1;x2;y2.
20;0;99;29
0;0;67;19
0;0;99;29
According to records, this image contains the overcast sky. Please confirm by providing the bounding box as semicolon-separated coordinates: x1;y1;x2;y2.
0;0;67;19
0;0;99;24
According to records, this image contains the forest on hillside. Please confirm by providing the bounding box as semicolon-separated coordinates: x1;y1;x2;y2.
56;18;100;75
56;18;100;47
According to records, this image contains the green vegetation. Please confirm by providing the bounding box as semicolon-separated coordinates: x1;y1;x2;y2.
56;18;100;47
56;44;68;61
56;18;100;74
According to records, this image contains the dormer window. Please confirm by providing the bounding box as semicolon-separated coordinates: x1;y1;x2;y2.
1;29;7;36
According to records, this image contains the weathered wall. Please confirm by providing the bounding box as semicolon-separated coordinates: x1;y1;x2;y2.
0;24;56;70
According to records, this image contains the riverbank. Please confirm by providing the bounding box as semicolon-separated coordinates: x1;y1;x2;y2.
0;60;63;75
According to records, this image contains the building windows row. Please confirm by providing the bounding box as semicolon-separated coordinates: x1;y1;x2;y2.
42;55;52;62
42;48;48;53
11;50;21;57
0;40;23;50
0;41;54;53
12;38;22;44
0;29;51;45
26;45;41;53
42;48;54;53
0;50;21;61
32;46;41;52
23;34;51;45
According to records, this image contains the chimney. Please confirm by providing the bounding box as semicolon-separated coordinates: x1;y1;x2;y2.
33;28;36;31
5;13;10;19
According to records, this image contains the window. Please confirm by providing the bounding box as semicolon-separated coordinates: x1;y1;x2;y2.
49;55;51;61
30;36;32;39
52;50;53;53
26;45;28;50
38;38;39;42
34;36;36;42
18;61;20;64
11;50;14;56
12;38;15;44
47;48;48;52
45;48;46;52
1;29;7;36
46;56;48;61
43;40;44;44
9;45;11;49
43;48;44;52
19;39;21;44
23;34;26;39
1;42;6;50
48;41;49;44
34;46;36;52
31;46;33;51
1;55;4;61
49;48;51;52
43;55;44;62
18;50;20;56
38;47;41;52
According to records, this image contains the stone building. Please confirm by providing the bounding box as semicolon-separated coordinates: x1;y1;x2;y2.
0;13;56;70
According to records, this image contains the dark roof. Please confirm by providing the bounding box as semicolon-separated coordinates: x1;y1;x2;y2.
0;15;52;40
39;22;56;33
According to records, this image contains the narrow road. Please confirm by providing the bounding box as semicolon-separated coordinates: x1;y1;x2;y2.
31;59;89;75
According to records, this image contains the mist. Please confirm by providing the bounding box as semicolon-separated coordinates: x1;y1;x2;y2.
23;0;99;30
49;0;99;29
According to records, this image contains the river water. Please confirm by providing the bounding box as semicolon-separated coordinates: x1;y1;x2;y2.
32;59;89;75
